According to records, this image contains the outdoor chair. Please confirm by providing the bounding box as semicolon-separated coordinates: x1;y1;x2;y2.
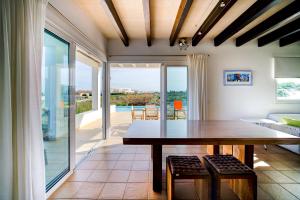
131;107;145;121
167;106;175;120
145;104;159;120
173;100;186;120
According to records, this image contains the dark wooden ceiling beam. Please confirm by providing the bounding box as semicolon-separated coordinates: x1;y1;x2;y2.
236;1;300;46
169;0;193;46
192;0;237;46
279;30;300;47
214;0;279;46
142;0;151;46
258;18;300;47
102;0;129;46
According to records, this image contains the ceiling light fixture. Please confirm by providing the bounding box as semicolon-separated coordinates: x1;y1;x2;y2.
177;38;190;50
220;1;226;8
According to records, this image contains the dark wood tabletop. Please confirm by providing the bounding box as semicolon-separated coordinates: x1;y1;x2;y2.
123;120;300;192
123;120;300;145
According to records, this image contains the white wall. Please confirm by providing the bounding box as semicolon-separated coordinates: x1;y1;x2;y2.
108;39;300;120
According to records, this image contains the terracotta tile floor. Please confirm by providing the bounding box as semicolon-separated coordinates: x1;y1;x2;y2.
49;138;300;200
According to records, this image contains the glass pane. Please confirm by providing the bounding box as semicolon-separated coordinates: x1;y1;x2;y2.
110;64;160;137
75;52;103;164
276;78;300;101
42;30;70;190
167;67;188;120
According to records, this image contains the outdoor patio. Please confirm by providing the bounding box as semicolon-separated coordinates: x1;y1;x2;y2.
110;112;133;137
75;111;135;163
76;119;103;162
76;111;135;163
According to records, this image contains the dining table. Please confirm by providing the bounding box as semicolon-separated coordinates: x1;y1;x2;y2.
123;120;300;196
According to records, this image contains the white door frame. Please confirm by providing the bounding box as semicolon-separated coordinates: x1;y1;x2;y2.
160;64;167;121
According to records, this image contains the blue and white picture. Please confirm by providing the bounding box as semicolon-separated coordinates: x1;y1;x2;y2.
224;70;253;86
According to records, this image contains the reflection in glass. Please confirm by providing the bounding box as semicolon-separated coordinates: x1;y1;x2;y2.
167;67;188;120
165;120;188;138
42;30;70;190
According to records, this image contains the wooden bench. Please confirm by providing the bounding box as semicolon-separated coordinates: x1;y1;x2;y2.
203;155;257;200
166;156;211;200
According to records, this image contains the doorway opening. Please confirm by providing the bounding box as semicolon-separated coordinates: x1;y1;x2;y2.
109;63;161;138
75;49;104;164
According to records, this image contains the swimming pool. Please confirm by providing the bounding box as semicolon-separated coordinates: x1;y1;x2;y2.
115;106;159;112
115;105;187;112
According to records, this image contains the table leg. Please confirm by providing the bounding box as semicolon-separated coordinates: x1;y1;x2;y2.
232;145;254;169
244;145;254;169
152;144;162;192
207;145;220;155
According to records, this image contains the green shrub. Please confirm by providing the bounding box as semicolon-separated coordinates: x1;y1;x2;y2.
76;99;92;114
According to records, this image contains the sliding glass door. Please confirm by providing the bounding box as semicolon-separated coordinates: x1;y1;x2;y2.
166;66;188;120
42;30;70;191
106;63;188;137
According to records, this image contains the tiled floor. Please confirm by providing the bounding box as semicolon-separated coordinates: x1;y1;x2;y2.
76;119;103;164
49;137;300;200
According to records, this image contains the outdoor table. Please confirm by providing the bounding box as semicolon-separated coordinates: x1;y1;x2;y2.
123;120;300;196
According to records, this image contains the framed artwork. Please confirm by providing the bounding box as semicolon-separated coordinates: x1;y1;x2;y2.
224;70;253;86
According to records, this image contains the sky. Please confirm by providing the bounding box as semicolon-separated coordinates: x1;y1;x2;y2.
110;67;160;91
167;67;187;91
76;61;93;90
75;64;187;92
111;67;187;92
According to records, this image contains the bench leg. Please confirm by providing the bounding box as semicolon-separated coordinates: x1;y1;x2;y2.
195;177;211;200
212;177;221;200
166;163;174;200
251;175;257;200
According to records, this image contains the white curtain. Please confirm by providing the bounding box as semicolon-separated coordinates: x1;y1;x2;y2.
0;0;48;199
187;54;209;120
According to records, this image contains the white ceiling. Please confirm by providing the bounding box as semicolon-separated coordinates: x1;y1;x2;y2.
73;0;294;42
